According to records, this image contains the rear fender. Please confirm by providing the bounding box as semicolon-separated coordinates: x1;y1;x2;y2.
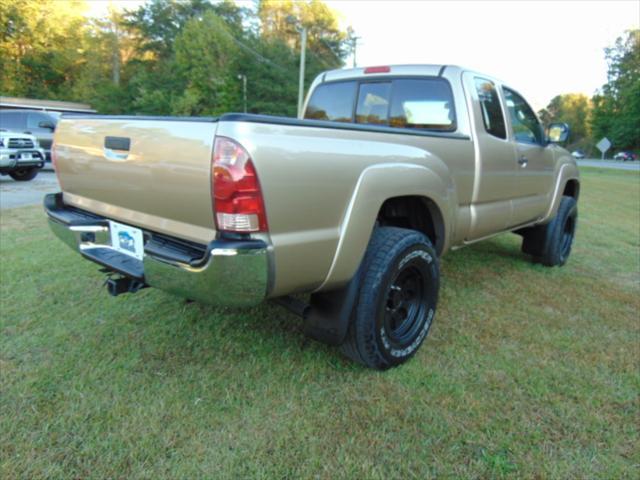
316;163;453;292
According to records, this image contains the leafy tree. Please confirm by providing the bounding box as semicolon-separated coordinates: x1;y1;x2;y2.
1;0;349;117
590;29;640;151
173;11;238;115
0;0;88;99
539;93;592;145
71;6;138;113
258;0;347;101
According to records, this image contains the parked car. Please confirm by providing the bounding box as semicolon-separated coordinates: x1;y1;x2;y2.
0;110;60;163
45;64;580;370
613;151;636;161
571;150;585;159
0;131;46;181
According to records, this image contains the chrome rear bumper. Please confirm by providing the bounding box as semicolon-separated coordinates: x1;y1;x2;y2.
45;193;268;307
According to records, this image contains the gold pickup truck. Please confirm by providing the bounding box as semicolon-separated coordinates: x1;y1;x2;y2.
45;65;579;369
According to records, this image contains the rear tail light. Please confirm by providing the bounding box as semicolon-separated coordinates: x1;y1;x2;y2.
212;137;268;233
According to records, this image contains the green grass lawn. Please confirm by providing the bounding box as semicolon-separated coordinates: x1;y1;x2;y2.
1;168;639;479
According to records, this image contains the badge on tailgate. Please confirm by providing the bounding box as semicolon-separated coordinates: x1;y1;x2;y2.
109;221;144;260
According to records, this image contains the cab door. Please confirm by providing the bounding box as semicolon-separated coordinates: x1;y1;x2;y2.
501;87;556;225
462;73;518;240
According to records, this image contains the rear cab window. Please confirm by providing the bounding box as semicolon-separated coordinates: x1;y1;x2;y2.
304;77;456;132
356;83;391;125
304;81;356;122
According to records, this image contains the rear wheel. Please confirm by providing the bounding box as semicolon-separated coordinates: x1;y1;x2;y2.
9;167;38;182
521;195;577;266
341;227;439;370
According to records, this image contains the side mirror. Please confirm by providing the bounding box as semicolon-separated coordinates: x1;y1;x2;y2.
38;120;55;130
547;122;570;144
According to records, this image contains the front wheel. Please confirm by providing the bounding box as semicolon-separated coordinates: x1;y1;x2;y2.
341;227;439;370
521;195;577;266
9;168;38;182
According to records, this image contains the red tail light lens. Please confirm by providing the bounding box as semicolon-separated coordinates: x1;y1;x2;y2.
212;137;268;233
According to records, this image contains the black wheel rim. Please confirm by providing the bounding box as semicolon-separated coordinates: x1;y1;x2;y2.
560;212;576;260
384;265;426;345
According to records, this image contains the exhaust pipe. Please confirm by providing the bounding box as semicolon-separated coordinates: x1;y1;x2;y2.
106;276;146;296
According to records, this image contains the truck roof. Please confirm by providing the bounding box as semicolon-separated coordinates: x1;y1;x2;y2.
322;64;466;82
320;64;507;87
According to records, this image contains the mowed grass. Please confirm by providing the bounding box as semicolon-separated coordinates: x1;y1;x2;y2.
1;168;638;479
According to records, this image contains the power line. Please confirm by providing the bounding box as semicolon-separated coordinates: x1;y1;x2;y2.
218;27;291;73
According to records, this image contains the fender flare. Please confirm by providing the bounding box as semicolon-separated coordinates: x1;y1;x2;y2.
541;162;580;223
315;162;453;292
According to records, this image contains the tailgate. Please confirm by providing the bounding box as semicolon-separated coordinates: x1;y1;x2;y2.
55;116;218;243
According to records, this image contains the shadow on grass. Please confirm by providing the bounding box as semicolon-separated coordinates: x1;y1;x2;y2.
121;233;532;376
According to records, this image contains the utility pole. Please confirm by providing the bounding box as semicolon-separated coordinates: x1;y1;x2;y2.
297;27;307;118
286;15;308;118
237;74;247;113
347;27;361;68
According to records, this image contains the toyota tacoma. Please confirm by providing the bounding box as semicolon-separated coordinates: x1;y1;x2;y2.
45;65;580;369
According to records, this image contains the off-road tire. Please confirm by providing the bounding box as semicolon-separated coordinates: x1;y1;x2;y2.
521;195;577;266
341;227;439;370
9;167;38;182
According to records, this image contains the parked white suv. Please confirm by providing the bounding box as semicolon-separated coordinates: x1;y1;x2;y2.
0;131;46;181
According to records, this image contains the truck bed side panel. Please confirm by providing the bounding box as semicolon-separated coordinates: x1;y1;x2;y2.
216;120;474;296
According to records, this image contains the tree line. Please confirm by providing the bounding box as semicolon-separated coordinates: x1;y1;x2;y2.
1;1;637;153
0;0;351;117
538;29;639;154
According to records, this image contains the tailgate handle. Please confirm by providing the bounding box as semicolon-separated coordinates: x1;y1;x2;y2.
105;136;130;151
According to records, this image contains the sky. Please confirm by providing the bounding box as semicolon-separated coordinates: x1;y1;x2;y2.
87;0;639;110
327;0;639;109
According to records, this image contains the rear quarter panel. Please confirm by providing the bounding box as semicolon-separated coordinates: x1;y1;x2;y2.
216;120;474;296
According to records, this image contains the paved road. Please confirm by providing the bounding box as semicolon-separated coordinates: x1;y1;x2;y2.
578;159;640;171
0;171;59;209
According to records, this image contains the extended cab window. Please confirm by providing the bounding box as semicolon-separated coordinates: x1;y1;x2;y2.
389;79;455;131
304;81;356;122
474;78;506;139
503;87;544;145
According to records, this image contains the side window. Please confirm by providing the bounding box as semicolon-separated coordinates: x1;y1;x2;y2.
474;78;506;139
27;112;52;129
503;87;544;145
304;81;356;122
389;78;456;131
0;111;26;130
355;82;391;125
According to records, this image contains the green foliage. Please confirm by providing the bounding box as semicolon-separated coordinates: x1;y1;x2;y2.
590;29;640;151
538;93;592;149
0;0;88;99
0;0;349;116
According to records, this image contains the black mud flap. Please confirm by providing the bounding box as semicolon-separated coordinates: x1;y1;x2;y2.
303;262;364;346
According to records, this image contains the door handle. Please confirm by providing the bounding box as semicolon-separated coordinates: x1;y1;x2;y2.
518;155;528;167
